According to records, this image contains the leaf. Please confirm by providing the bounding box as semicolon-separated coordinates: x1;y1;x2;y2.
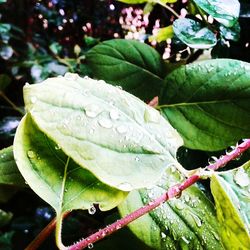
86;39;166;102
116;0;177;3
0;209;12;228
0;0;7;3
22;74;183;191
149;25;174;43
159;59;250;151
13;114;127;213
193;0;240;27
143;2;155;14
173;18;217;49
118;166;224;249
0;231;14;250
0;74;11;91
219;22;240;42
0;146;26;187
0;116;20;138
210;161;250;249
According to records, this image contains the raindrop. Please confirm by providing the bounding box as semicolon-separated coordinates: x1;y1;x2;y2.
208;156;218;165
184;195;190;203
109;109;120;120
226;146;235;155
31;96;37;104
88;243;94;249
83;76;90;80
181;236;190;244
161;232;167;238
64;72;79;81
234;168;249;187
116;85;123;90
135;156;140;162
88;205;96;215
98;118;112;129
27;150;36;159
175;202;185;210
190;212;202;227
85;104;102;118
144;108;160;123
118;182;132;191
116;125;128;134
55;145;61;150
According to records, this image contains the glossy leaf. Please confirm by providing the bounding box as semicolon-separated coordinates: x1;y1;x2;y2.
210;161;250;249
22;75;183;191
193;0;240;27
86;39;166;102
159;59;250;151
13;114;127;212
119;166;224;249
173;18;217;49
149;25;174;43
0;146;26;187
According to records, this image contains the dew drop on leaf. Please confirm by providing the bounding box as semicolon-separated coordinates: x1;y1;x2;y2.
116;125;127;134
190;212;202;227
161;232;167;239
135;156;140;162
64;72;79;81
88;205;96;215
144;108;160;123
208;156;218;165
85;104;101;118
109;109;120;120
181;236;190;244
88;243;94;249
234;168;249;187
225;146;235;155
98;118;112;129
27;150;36;159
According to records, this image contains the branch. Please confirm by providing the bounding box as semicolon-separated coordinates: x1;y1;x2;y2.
67;139;250;250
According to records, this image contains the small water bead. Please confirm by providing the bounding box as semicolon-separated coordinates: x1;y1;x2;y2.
116;125;127;134
27;150;36;159
161;232;167;239
88;205;96;215
234;168;249;187
181;236;190;244
190;212;202;227
109;109;120;120
116;85;123;90
64;72;79;81
226;146;235;155
208;156;218;165
87;243;94;249
135;156;140;162
85;104;102;118
55;145;61;150
83;76;90;80
98;118;112;129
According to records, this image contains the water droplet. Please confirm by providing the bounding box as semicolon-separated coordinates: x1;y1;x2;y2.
116;125;127;134
83;76;90;80
118;182;132;191
31;96;37;104
88;243;94;249
24;229;29;234
88;205;96;215
175;202;185;210
27;150;36;159
89;128;95;134
55;145;61;150
135;156;140;162
226;146;235;155
85;104;102;118
190;212;202;227
181;236;190;244
161;232;167;238
144;108;160;123
98;118;112;129
184;195;190;203
208;156;218;165
64;72;79;81
234;168;249;187
109;109;120;120
116;85;123;90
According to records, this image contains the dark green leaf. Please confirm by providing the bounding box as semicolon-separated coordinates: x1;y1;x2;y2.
173;18;217;49
14;113;127;213
0;209;12;228
193;0;240;27
159;59;250;151
49;42;62;55
210;161;250;249
0;24;11;33
119;167;224;249
21;75;183;192
86;39;166;102
0;231;14;250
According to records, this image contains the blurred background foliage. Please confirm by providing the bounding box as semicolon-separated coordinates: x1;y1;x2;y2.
0;0;250;249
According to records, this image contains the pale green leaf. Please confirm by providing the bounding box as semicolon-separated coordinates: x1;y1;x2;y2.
22;75;183;191
173;18;217;49
149;25;174;43
210;161;250;249
86;39;166;102
193;0;240;27
159;59;250;151
119;166;224;249
13;114;127;212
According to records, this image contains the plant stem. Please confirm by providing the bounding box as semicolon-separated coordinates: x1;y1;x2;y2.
157;1;180;18
25;212;70;250
67;138;250;250
0;91;25;115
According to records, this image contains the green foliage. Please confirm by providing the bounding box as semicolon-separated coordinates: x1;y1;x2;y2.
0;74;11;91
119;167;224;250
86;39;166;102
193;0;240;27
173;18;217;49
149;25;173;43
210;161;250;249
0;209;12;228
160;59;250;151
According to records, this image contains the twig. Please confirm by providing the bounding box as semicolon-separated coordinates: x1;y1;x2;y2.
157;1;180;18
66;139;250;250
